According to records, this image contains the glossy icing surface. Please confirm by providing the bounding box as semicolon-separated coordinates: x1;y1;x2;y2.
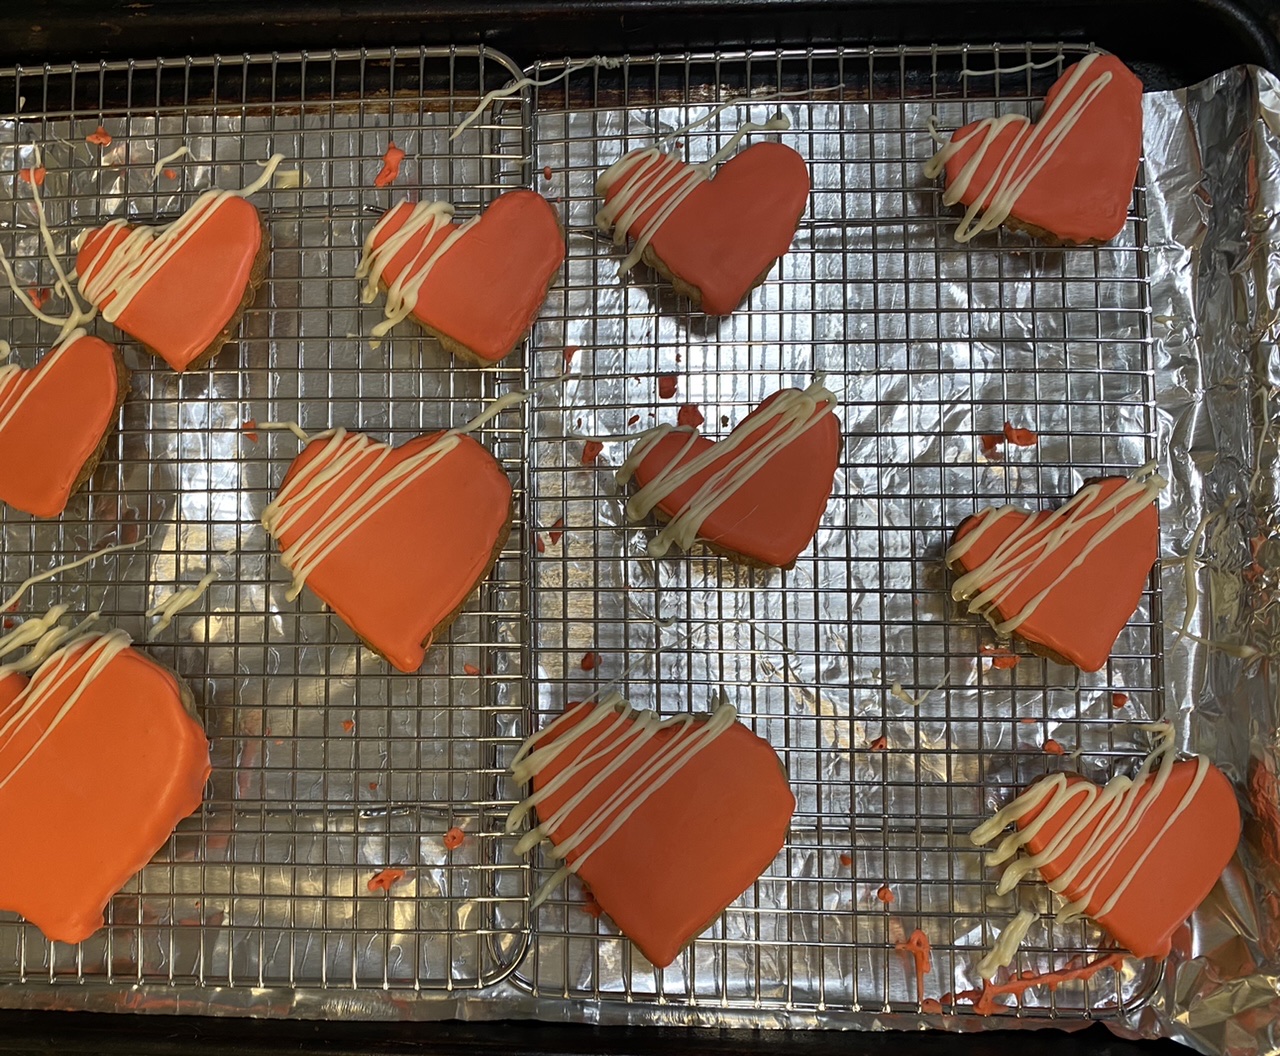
75;195;263;372
0;633;209;944
933;55;1143;244
267;430;511;673
946;473;1160;671
622;386;840;567
599;141;809;315
0;331;121;518
361;190;564;362
511;698;794;968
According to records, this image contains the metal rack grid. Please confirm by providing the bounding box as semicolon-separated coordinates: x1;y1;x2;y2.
520;45;1165;1018
0;47;535;995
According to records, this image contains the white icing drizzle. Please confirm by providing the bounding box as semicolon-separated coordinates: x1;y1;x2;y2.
152;146;192;178
975;908;1037;980
505;693;738;908
147;571;217;638
0;327;91;438
273;167;310;189
255;420;312;442
0;606;102;676
969;722;1210;925
0;340;10;361
889;672;950;708
77;153;284;323
450;57;623;141
261;387;528;601
0;538;145;614
595;115;791;275
616;380;836;558
924;52;1113;242
945;462;1165;636
354;200;480;347
0;629;132;795
961;57;1065;77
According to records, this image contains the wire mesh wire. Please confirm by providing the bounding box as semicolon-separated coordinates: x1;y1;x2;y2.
520;45;1164;1017
0;47;534;993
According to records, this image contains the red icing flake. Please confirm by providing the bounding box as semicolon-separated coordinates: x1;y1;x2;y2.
657;374;678;399
580;440;603;465
534;534;546;554
242;419;259;443
868;735;888;751
838;852;852;867
463;663;481;676
980;433;1004;457
876;884;895;904
18;167;45;186
981;644;1020;670
162;168;177;180
368;782;379;791
366;868;405;893
548;517;565;545
542;166;554;181
1111;692;1129;708
1003;421;1038;447
895;929;933;1002
582;894;603;918
581;651;601;672
2;617;14;629
374;141;406;188
677;403;704;428
627;414;641;426
28;287;49;310
563;345;579;367
1042;738;1066;755
341;719;355;733
443;827;465;850
86;126;112;147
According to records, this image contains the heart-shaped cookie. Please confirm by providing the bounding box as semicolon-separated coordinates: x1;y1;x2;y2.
597;141;810;314
0;630;209;943
619;383;840;569
946;466;1162;672
970;729;1239;958
925;54;1143;244
75;193;267;372
263;428;512;673
357;190;564;363
0;330;127;518
508;696;795;968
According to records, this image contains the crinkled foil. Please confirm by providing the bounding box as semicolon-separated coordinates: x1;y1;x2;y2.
0;52;1276;1053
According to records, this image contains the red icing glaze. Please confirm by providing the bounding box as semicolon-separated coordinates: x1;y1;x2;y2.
1042;738;1065;755
868;735;888;751
677;404;704;429
463;662;481;676
603;142;810;314
657;374;678;399
530;702;795;967
368;191;564;363
0;641;209;943
1017;762;1239;957
443;827;465;850
876;883;894;903
951;952;1126;1015
18;167;45;186
548;517;565;545
1112;692;1129;709
941;55;1143;244
581;440;603;465
0;334;122;518
375;142;405;188
949;477;1159;672
272;431;512;673
895;929;932;1001
75;195;263;372
367;868;405;892
838;852;853;867
86;126;112;147
1003;422;1038;447
341;719;355;732
28;287;49;310
630;388;840;568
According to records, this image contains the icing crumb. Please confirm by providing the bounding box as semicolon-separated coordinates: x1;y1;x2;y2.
542;165;554;181
341;719;355;732
18;167;45;186
366;868;405;893
677;403;704;428
1002;421;1038;447
868;734;888;751
1111;692;1129;708
581;439;603;465
463;662;481;675
86;126;112;146
627;414;641;426
443;827;465;850
374;141;405;188
657;374;678;399
581;651;602;671
548;517;565;544
876;884;895;904
563;345;579;367
1042;738;1065;755
839;852;853;867
242;419;259;443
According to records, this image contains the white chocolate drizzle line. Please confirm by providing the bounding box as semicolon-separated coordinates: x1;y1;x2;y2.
975;908;1037;980
152;146;192;178
506;694;738;908
924;52;1112;242
960;56;1066;77
76;153;284;324
450;57;623;140
945;462;1165;636
0;538;146;615
261;386;531;601
0;630;132;795
147;571;217;638
354;201;480;347
0;327;91;438
617;381;836;558
255;421;312;442
0;606;102;676
969;722;1210;926
595;115;791;275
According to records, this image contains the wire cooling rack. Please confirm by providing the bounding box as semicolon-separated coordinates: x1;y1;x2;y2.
0;47;535;996
520;45;1164;1018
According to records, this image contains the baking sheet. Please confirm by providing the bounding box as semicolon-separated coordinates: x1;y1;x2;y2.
0;44;1274;1052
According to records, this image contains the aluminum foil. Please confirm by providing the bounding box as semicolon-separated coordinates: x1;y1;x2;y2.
0;50;1275;1053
